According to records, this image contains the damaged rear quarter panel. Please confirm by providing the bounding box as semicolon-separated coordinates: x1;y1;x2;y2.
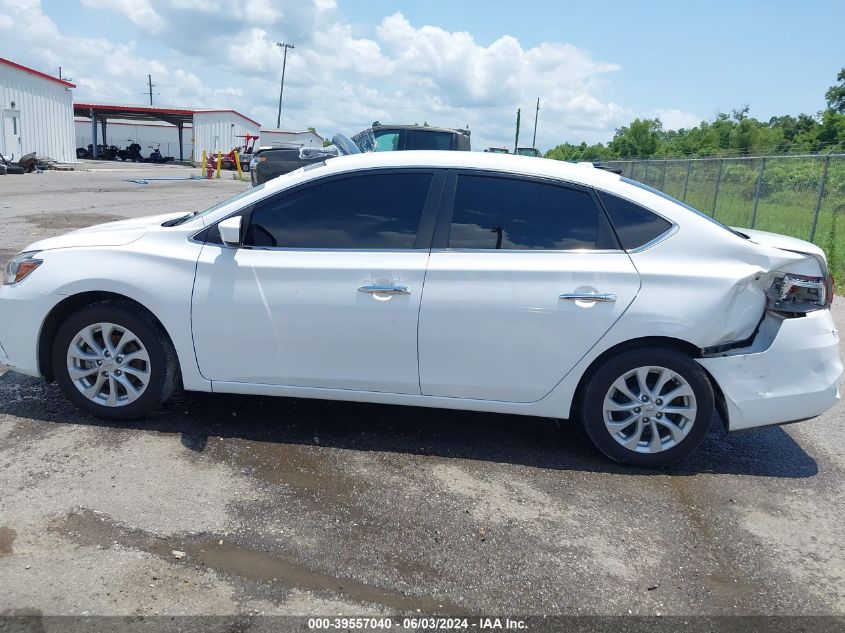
624;228;807;349
623;223;839;432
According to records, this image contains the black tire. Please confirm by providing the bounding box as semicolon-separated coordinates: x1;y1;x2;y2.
52;302;179;420
579;347;714;468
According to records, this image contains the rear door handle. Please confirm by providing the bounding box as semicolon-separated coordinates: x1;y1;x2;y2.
559;292;617;302
358;284;411;295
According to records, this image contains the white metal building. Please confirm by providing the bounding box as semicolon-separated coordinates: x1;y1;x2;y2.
259;128;324;148
0;57;75;163
193;111;260;161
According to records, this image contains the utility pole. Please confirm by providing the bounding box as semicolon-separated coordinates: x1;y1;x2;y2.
276;42;295;128
514;108;521;154
147;75;156;106
531;97;540;149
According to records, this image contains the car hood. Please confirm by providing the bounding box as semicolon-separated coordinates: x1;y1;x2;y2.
24;212;186;252
733;227;826;260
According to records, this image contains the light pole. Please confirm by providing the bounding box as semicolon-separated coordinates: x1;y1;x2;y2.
276;42;295;129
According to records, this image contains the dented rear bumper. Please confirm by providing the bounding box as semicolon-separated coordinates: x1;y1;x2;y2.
697;309;843;431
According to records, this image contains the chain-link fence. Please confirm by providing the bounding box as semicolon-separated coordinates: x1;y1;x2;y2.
603;154;845;281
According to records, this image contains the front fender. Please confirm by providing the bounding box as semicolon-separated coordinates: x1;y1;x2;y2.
20;235;210;391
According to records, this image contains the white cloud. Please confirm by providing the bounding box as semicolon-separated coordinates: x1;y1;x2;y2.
0;0;701;150
653;108;703;131
80;0;166;34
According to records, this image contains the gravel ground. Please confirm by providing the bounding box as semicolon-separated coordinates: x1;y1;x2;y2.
1;163;844;619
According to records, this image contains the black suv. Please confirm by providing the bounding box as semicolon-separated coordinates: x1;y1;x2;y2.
353;124;471;152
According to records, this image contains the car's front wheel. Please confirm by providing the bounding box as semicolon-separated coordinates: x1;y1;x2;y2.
52;302;178;420
580;348;714;467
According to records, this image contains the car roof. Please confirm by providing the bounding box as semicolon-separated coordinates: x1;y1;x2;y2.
318;150;621;188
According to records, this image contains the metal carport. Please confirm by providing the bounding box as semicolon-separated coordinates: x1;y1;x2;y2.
73;103;193;160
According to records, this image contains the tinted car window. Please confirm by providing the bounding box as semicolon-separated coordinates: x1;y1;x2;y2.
246;172;433;249
598;191;673;250
373;130;400;151
406;130;454;151
448;175;616;250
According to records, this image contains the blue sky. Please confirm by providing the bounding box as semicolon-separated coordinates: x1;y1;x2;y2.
340;0;844;121
4;0;844;150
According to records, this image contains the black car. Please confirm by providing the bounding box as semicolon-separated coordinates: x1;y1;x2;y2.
352;123;471;152
249;143;325;186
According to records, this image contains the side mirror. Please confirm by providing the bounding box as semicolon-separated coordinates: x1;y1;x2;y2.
218;216;242;247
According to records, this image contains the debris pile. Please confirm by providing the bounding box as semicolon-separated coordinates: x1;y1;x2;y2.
0;151;71;174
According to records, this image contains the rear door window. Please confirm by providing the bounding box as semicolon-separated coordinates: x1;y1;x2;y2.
447;174;617;250
245;171;434;249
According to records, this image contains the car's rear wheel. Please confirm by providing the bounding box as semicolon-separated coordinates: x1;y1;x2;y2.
580;348;714;467
52;303;178;420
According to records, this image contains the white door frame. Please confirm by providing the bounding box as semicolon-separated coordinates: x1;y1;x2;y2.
1;109;22;160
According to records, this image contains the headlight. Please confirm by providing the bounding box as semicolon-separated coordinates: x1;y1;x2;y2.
3;251;43;285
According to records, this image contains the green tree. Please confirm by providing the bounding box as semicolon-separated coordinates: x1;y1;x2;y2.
817;109;845;146
825;67;845;113
544;141;611;162
609;118;662;157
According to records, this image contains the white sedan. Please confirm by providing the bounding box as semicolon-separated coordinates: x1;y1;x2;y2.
1;151;841;466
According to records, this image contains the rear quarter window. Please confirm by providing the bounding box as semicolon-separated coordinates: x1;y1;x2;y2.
597;191;673;250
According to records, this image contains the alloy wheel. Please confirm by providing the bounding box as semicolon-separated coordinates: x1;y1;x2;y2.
65;322;151;407
602;365;697;454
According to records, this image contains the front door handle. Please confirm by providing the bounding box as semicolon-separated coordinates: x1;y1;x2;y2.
358;284;411;295
559;292;617;302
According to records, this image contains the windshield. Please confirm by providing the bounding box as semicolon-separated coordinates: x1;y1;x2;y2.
166;183;267;226
621;177;748;239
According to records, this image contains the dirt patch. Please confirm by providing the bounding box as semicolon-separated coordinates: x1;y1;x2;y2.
0;380;67;441
703;571;760;601
204;437;370;521
24;212;125;231
428;463;565;523
0;526;15;557
55;508;459;613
